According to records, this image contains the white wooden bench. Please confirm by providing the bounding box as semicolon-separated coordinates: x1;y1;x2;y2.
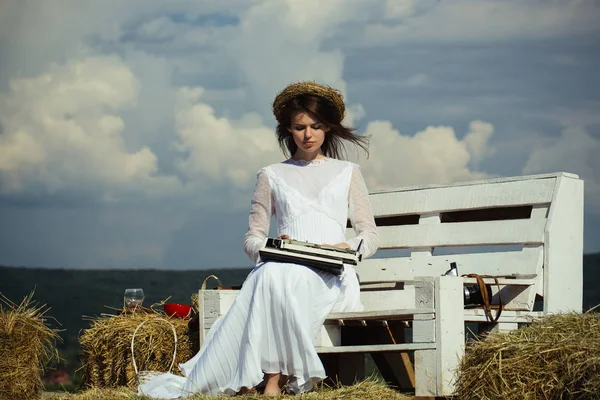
198;172;584;397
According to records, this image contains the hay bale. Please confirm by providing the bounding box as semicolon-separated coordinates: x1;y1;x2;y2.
455;311;600;399
52;387;139;400
0;293;60;400
80;310;198;389
53;379;411;399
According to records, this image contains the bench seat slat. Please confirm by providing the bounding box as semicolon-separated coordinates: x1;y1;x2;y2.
461;276;537;286
316;343;435;354
357;247;543;284
463;309;543;323
326;308;434;321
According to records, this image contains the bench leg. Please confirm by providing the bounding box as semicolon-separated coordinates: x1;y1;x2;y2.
415;349;437;397
414;280;437;396
434;276;465;396
415;276;465;397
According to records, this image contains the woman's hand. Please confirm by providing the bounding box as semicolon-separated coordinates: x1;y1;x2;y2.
327;242;351;249
277;234;291;240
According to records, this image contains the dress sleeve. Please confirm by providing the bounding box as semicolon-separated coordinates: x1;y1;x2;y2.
346;164;380;258
243;168;273;263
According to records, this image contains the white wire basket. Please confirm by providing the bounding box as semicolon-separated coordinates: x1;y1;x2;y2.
131;317;178;386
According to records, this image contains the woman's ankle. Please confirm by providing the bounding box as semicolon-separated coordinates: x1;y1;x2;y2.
264;373;283;396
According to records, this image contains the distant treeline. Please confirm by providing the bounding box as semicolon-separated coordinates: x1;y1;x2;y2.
1;253;599;381
0;266;252;381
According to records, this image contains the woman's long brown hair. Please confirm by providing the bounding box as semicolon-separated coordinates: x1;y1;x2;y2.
275;94;369;160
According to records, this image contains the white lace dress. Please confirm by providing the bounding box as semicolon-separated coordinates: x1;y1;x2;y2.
138;157;379;398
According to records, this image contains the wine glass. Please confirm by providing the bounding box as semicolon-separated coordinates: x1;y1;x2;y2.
124;288;144;309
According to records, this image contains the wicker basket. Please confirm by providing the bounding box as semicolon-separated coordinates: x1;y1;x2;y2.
131;317;178;386
201;274;223;290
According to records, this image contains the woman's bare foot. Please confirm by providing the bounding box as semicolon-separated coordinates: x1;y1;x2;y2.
263;373;281;396
264;373;289;396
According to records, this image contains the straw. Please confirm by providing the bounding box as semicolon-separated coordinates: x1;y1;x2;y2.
454;310;600;399
0;292;61;400
79;310;198;389
272;82;345;122
52;378;412;399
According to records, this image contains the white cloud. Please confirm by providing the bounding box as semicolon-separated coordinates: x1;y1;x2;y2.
360;120;494;190
384;0;417;20
0;1;252;85
523;126;600;213
0;56;181;199
363;0;600;44
463;120;495;164
167;0;378;191
173;87;282;189
226;0;371;116
1;0;599;267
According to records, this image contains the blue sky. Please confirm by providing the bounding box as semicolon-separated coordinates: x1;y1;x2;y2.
0;0;599;269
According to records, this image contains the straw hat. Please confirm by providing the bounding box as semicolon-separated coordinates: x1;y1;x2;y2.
272;81;345;122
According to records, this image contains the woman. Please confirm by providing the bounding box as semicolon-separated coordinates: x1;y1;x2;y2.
139;82;379;398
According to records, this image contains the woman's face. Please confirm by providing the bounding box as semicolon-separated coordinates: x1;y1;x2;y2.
288;112;328;157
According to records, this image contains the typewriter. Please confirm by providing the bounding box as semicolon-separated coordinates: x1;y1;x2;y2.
259;238;362;275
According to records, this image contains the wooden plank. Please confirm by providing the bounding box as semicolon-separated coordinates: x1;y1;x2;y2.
414;280;437;396
489;322;519;334
314;325;341;347
376;219;546;249
357;249;543;311
523;245;545;298
413;319;436;343
326;309;435;321
463;309;543;323
373;352;415;389
491;285;535;311
198;290;204;346
369;178;556;216
356;258;415;283
415;349;437;397
461;276;536;286
360;287;416;311
413;214;439;257
530;205;549;219
200;290;239;339
543;176;584;313
359;248;543;283
366;324;415;390
316;343;436;354
415;280;435;310
434;276;465;396
369;172;574;196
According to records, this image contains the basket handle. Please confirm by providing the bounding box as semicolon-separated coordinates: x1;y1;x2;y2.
131;318;178;376
201;274;222;290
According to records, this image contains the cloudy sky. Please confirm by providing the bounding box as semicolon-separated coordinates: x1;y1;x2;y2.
0;0;599;269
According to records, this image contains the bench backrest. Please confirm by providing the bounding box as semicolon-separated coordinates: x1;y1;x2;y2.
349;172;584;314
